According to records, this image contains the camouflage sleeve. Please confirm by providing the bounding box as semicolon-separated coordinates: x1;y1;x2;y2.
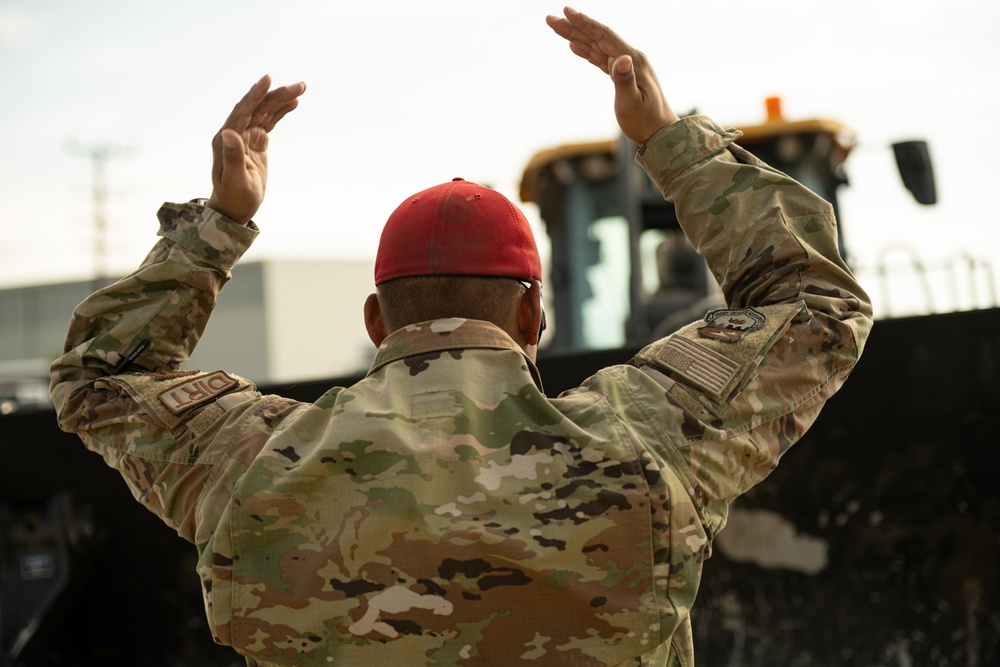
48;201;296;542
51;200;258;379
631;116;874;533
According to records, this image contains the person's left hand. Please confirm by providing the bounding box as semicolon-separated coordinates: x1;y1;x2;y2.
546;7;678;145
206;75;306;225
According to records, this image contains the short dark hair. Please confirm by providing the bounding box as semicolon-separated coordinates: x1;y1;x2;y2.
377;276;525;332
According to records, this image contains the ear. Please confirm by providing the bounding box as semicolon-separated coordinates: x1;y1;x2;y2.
364;293;389;347
516;281;544;347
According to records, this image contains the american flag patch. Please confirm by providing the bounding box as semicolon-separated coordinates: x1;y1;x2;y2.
658;336;740;398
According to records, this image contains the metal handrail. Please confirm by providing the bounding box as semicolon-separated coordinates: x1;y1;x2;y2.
860;247;997;318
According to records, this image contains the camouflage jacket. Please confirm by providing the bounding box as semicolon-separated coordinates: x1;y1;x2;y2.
50;116;872;667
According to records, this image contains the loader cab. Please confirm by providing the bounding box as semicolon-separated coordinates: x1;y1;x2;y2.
520;99;934;351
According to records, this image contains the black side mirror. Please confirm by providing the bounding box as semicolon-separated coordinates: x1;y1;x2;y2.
892;140;937;205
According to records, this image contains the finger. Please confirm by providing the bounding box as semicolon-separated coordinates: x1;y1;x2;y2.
570;42;614;73
545;13;573;40
610;55;636;89
248;82;306;132
609;55;646;120
251;93;304;132
218;77;304;135
548;14;598;57
220;75;272;133
548;8;636;74
563;7;629;52
244;126;269;154
214;128;247;181
566;7;636;56
551;19;611;73
610;55;642;122
262;98;300;132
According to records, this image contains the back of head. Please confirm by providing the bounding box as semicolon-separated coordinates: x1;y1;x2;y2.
374;179;542;330
377;275;526;332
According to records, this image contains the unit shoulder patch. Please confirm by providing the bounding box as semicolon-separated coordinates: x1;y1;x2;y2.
697;307;766;342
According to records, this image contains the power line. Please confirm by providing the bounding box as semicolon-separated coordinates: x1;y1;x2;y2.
65;141;131;281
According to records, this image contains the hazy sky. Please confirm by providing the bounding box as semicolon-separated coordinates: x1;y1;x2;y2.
2;0;998;318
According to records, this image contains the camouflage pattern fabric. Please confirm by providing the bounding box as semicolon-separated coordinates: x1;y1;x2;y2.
50;115;872;666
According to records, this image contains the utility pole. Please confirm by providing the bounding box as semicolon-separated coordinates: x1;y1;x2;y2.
66;142;129;281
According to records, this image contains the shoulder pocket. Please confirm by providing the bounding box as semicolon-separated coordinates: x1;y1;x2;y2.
637;302;808;416
96;369;257;435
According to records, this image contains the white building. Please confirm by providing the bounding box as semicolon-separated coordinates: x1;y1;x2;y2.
0;260;376;411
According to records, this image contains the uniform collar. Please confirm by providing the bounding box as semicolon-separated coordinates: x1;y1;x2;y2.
367;318;544;392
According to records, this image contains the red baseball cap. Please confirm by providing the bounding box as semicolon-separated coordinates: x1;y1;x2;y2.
374;178;542;286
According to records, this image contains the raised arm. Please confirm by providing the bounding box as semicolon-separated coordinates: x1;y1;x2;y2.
547;8;873;535
49;76;308;545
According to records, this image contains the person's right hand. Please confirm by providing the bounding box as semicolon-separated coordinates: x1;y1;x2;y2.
546;7;679;145
206;75;306;226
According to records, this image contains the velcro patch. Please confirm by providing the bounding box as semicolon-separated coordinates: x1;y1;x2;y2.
657;335;740;397
697;307;766;342
158;370;239;415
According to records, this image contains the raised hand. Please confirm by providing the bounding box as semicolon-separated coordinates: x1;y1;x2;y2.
546;7;679;145
206;75;306;225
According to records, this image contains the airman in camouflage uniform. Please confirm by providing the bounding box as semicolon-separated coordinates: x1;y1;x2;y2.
50;8;872;667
